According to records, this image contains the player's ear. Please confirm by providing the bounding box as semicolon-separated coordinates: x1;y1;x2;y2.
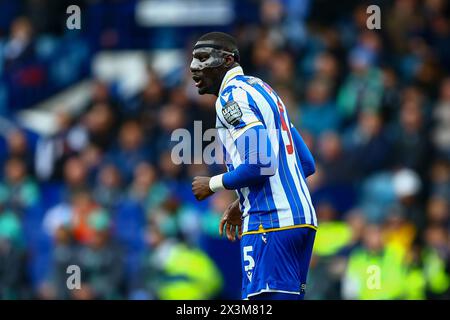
224;55;234;68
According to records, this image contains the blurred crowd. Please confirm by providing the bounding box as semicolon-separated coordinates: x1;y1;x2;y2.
0;0;450;300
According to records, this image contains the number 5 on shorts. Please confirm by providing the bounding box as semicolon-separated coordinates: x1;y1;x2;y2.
243;246;255;272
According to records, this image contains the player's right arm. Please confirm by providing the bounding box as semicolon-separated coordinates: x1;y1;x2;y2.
219;124;276;189
210;87;277;192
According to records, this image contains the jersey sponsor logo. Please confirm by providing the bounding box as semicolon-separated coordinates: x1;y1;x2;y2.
222;101;242;126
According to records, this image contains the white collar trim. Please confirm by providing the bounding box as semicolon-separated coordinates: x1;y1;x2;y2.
219;66;244;95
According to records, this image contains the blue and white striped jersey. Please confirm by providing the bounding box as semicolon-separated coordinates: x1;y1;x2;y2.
215;66;317;234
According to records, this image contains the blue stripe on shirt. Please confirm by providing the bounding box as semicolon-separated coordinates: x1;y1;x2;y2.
251;81;306;226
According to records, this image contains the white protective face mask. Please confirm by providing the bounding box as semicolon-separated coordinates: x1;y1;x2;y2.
190;46;235;71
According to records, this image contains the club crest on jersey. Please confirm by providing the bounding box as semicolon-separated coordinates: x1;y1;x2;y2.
222;101;242;126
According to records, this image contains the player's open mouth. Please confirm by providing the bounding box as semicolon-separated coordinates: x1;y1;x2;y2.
192;75;203;88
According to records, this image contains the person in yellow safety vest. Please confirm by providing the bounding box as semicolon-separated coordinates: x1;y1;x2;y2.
423;248;449;298
314;209;368;258
313;220;352;257
399;243;450;300
404;266;426;300
382;207;417;254
342;224;408;300
142;220;223;300
423;225;450;299
156;241;223;300
381;209;427;300
402;244;426;300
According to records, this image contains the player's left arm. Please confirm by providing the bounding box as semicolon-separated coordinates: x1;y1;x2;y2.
290;124;315;178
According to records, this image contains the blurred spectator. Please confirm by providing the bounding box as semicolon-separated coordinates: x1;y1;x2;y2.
392;168;424;231
3;16;35;70
380;67;401;124
158;150;184;184
93;163;124;210
0;205;27;299
259;0;287;49
42;207;124;300
107;120;151;183
311;131;357;214
176;190;234;302
344;110;392;177
391;98;430;175
383;206;417;253
0;157;40;213
307;202;351;299
299;78;341;137
313;202;351;258
74;210;124;300
70;190;106;246
42;201;72;240
342;224;407;300
3;129;34;176
385;0;422;55
422;224;450;299
134;70;167;137
86;80;118;111
429;159;450;200
337;47;383;125
317;131;355;185
156;104;188;155
426;195;449;227
40;224;77;300
268;51;299;93
132;220;222;300
249;29;276;79
307;202;359;300
312;52;340;93
35;112;88;181
432;78;450;158
82;102;119;151
127;162;169;215
359;171;396;223
59;156;89;202
191;94;217;132
78;143;104;185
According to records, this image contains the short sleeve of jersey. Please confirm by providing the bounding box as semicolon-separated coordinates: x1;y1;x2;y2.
215;86;263;140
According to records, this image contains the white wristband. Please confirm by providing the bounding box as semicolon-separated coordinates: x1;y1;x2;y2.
209;174;225;193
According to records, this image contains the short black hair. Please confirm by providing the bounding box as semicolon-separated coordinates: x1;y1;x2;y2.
197;32;240;62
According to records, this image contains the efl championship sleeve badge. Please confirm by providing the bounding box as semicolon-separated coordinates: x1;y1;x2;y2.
222;101;243;126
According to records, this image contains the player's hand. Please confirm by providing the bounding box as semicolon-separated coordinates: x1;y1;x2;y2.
220;199;242;241
192;176;214;201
